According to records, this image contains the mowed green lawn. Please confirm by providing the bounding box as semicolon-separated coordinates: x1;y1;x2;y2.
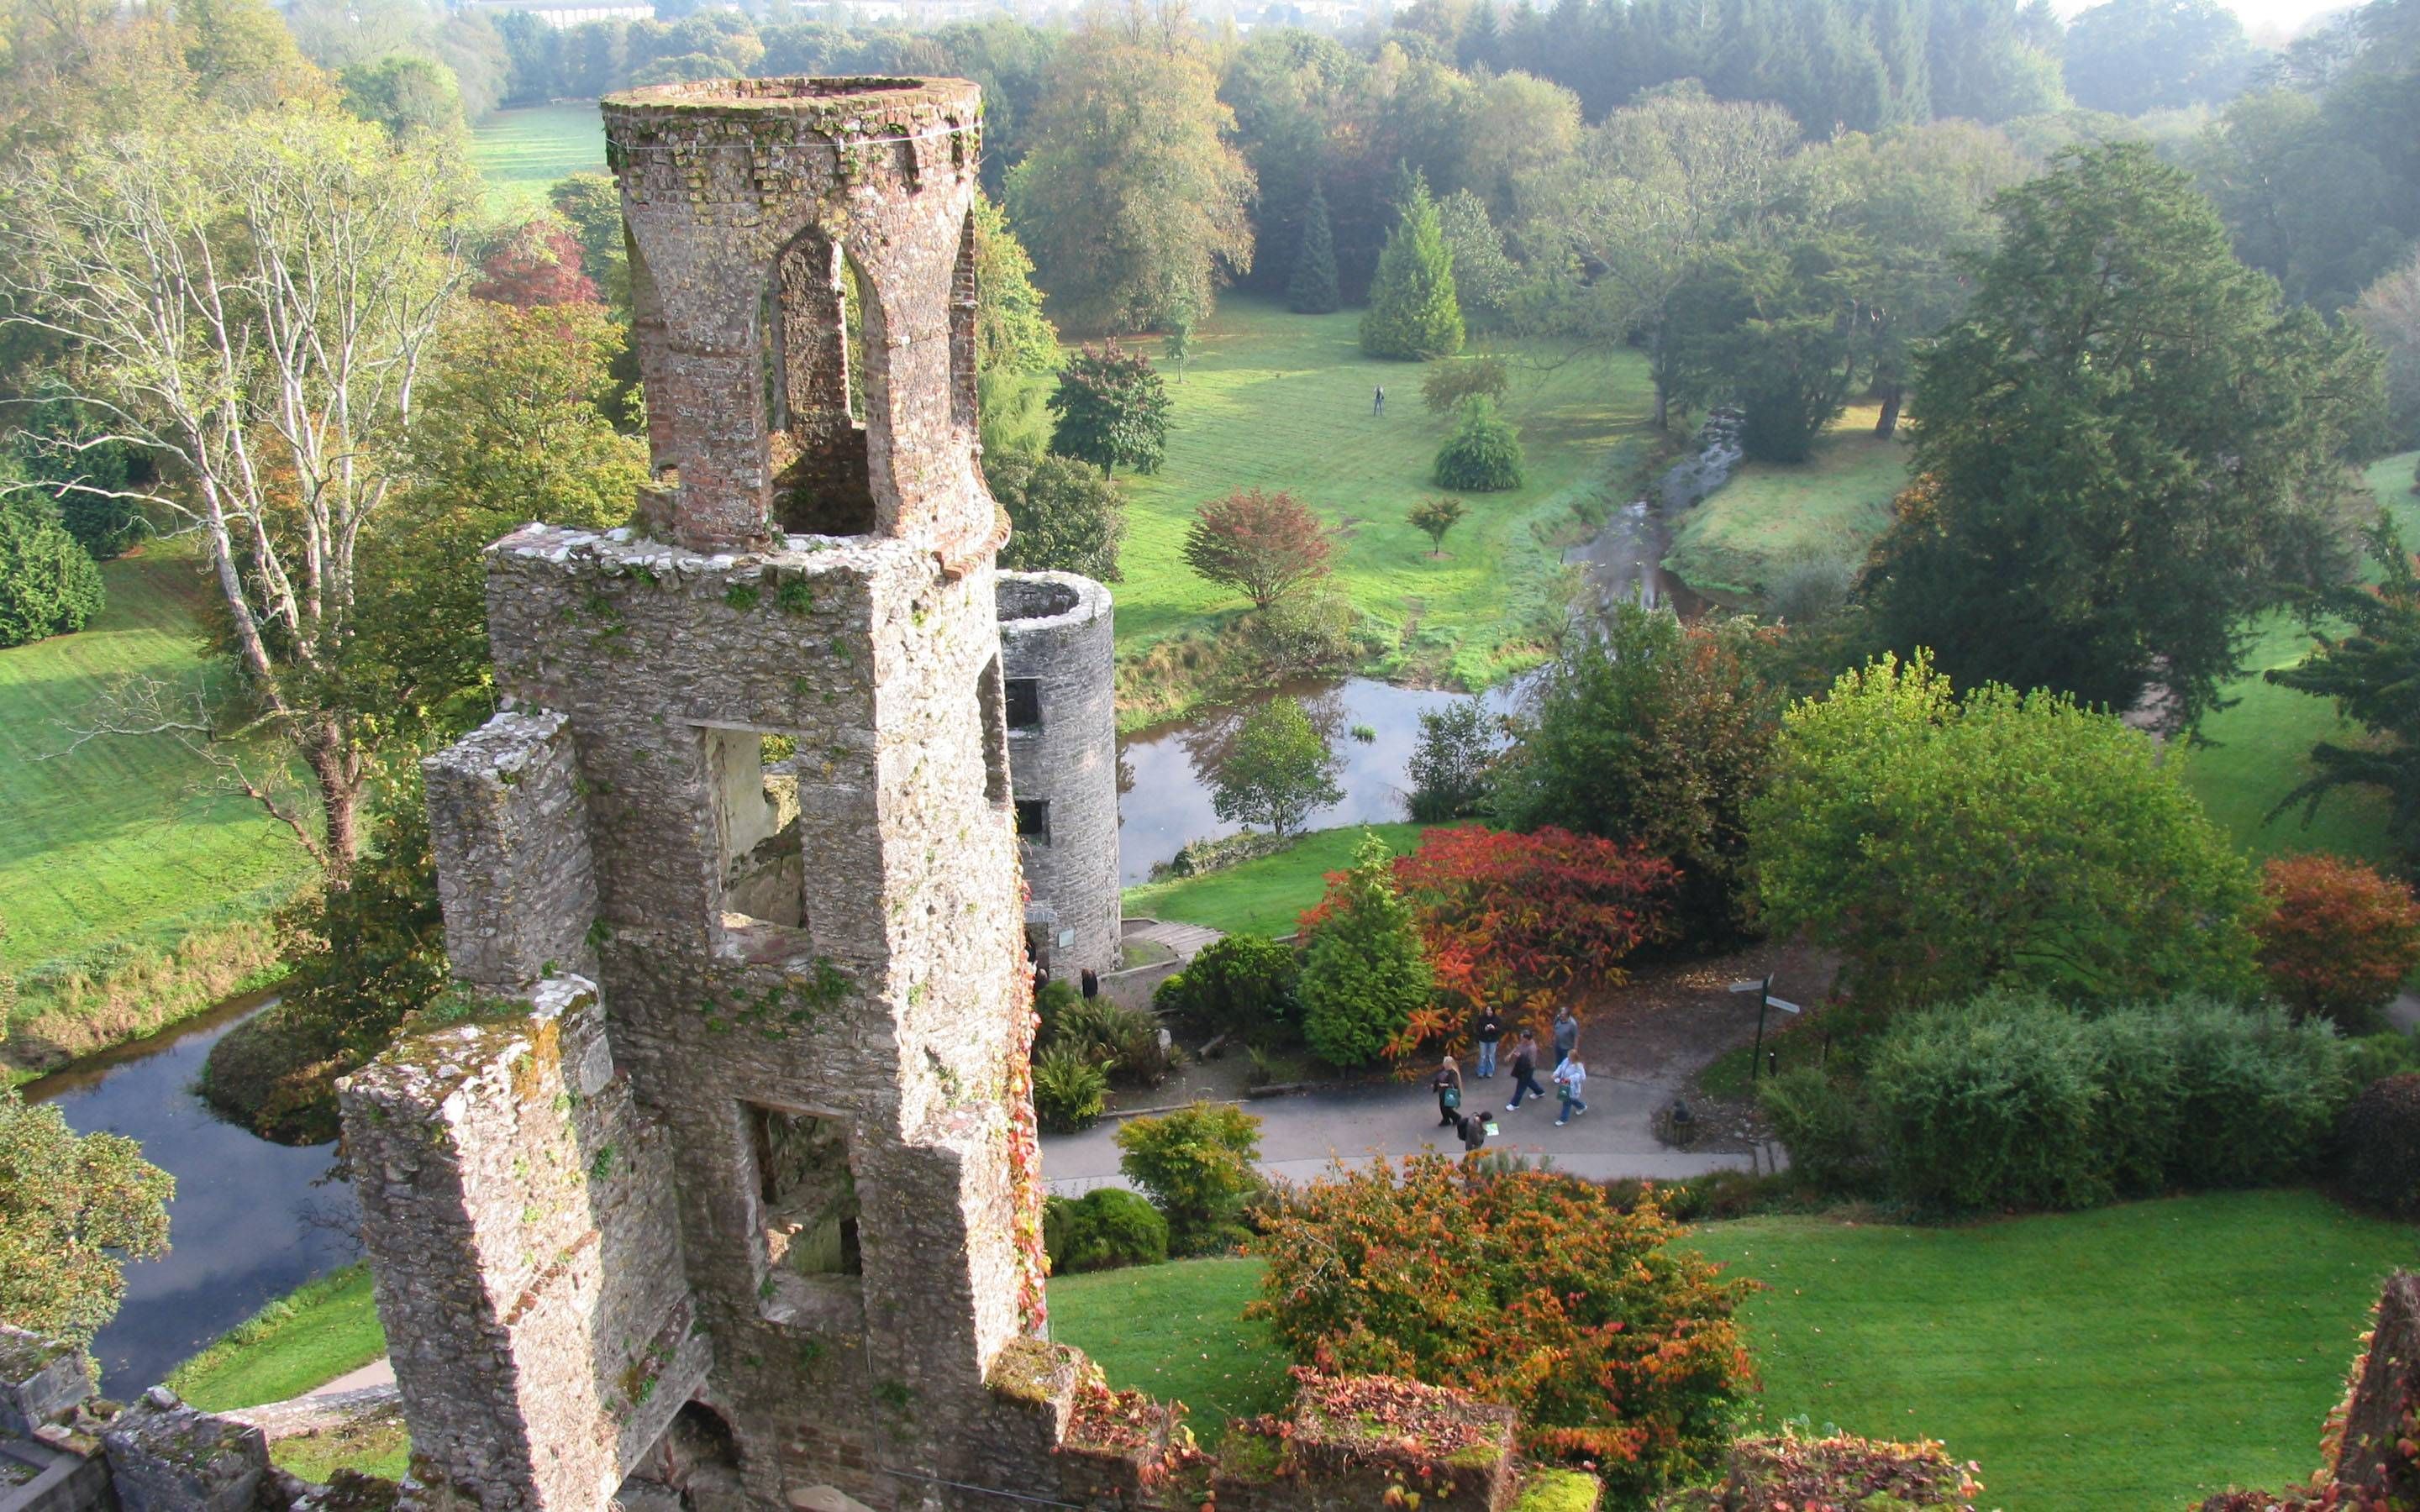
0;549;307;1011
1113;298;1655;690
166;1265;387;1411
1050;1257;1289;1446
1121;822;1420;937
1663;403;1909;602
469;104;607;209
1690;1190;2416;1509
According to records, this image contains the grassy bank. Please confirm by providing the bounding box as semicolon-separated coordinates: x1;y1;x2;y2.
1690;1189;2411;1509
1109;298;1655;722
0;548;312;1076
166;1264;387;1411
1050;1257;1288;1446
468;104;607;210
1662;404;1907;603
1120;822;1421;938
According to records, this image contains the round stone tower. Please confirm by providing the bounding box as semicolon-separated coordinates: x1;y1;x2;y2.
997;572;1118;983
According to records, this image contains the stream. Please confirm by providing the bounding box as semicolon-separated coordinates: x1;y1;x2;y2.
26;994;360;1398
26;472;1693;1394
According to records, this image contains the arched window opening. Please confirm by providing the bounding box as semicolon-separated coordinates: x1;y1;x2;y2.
768;226;875;536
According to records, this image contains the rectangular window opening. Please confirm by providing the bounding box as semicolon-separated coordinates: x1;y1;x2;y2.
704;727;810;962
1015;798;1050;846
748;1103;862;1290
1004;677;1043;730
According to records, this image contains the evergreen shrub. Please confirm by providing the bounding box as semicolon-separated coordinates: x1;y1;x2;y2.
2338;1073;2420;1218
1431;396;1524;491
1044;1188;1170;1273
0;501;105;647
1153;933;1299;1042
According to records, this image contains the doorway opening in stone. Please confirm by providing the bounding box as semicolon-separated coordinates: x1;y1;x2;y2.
618;1399;744;1511
765;224;878;536
702;726;810;963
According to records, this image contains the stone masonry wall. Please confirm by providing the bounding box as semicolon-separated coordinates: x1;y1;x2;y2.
423;712;601;993
339;978;702;1511
472;523;1029;1508
997;573;1118;982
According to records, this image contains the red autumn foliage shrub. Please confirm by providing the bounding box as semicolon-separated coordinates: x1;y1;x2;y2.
1364;824;1679;1051
473;222;600;309
1657;1426;1986;1509
1181;487;1334;612
2254;854;2420;1027
1249;1153;1753;1503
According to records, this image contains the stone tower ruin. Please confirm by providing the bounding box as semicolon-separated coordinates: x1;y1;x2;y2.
997;573;1117;983
340;77;1055;1510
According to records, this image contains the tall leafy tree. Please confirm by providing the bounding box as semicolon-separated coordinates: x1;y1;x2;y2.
2353;248;2420;448
1212;696;1344;837
2062;0;2254;116
986;451;1125;582
0;1087;172;1346
1864;142;2383;732
1663;237;1863;464
1360;172;1464;360
1286;179;1342;315
1007;9;1255;333
1749;651;2261;1009
969;191;1060;376
1047;344;1171;476
0;107;476;873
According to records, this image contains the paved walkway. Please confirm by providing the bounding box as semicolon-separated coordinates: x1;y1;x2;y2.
1121;918;1223;962
1039;1067;1769;1197
308;1357;395;1397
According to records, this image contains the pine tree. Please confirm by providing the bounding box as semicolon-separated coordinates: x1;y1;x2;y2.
1287;179;1341;315
1360;174;1465;361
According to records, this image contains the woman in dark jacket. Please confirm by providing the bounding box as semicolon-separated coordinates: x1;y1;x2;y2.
1431;1054;1464;1126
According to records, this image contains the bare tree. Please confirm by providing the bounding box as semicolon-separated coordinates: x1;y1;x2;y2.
0;105;474;874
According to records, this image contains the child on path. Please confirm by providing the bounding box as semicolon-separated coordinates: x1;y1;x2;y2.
1431;1054;1464;1126
1553;1006;1580;1069
1472;1007;1503;1078
1506;1032;1548;1110
1554;1053;1588;1126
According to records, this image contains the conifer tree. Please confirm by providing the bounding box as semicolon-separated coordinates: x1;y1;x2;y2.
1287;179;1341;315
1360;173;1464;361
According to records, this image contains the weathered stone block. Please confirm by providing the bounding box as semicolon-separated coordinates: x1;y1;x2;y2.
0;1331;92;1438
99;1394;266;1512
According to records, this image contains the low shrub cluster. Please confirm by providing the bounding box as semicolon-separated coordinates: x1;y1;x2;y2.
1762;991;2349;1212
1031;984;1173;1132
1043;1188;1169;1273
1153;933;1298;1043
2338;1073;2420;1218
1249;1152;1752;1501
1113;1101;1265;1256
1655;1426;1986;1510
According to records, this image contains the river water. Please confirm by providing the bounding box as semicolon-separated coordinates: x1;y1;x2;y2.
24;472;1691;1393
25;995;360;1397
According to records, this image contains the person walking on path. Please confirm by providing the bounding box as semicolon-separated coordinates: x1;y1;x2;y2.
1373;384;1386;417
1506;1032;1548;1111
1553;1006;1581;1069
1554;1053;1589;1126
1472;1007;1504;1078
1456;1109;1491;1155
1431;1055;1464;1126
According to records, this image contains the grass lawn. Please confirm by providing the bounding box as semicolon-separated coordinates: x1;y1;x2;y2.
0;547;309;1065
1120;822;1421;937
1662;404;1908;603
1111;297;1655;699
1687;1190;2416;1509
1049;1257;1289;1445
469;104;607;210
166;1264;387;1411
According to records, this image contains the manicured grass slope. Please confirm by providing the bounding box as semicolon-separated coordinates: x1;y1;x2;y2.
1663;404;1907;601
0;549;308;997
468;104;607;208
1114;299;1655;688
1120;822;1421;937
1687;1190;2414;1509
166;1264;387;1411
1048;1257;1289;1445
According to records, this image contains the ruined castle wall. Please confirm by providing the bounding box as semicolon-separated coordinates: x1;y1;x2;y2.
339;979;702;1511
424;712;602;992
478;526;1031;1509
997;573;1118;982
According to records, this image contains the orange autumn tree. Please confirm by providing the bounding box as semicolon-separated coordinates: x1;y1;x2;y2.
1249;1154;1753;1500
1381;824;1681;1053
2254;854;2420;1029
